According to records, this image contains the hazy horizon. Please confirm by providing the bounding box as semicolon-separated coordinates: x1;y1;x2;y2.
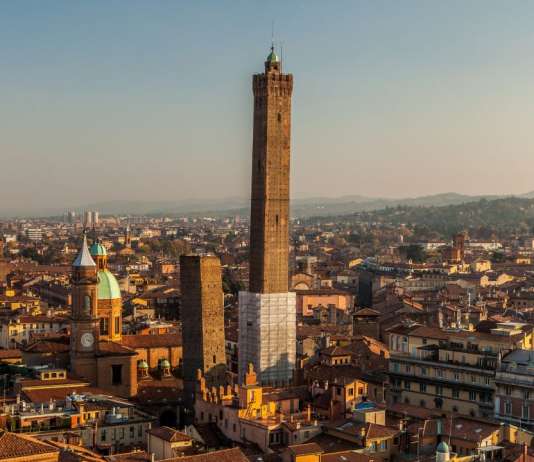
2;1;534;213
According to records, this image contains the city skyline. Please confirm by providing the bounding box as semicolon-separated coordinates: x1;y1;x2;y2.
3;1;534;214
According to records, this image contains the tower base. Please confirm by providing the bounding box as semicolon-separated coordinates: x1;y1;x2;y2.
238;291;296;386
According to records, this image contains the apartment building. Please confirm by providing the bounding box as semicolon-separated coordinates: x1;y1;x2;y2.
387;322;532;418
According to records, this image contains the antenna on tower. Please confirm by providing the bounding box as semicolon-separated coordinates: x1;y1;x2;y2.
271;19;275;51
280;41;284;71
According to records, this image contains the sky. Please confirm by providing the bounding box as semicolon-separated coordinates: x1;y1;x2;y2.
2;0;534;214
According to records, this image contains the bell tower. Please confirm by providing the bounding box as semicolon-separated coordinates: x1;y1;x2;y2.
70;233;98;384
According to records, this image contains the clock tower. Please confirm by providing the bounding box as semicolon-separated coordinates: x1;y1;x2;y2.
70;233;98;383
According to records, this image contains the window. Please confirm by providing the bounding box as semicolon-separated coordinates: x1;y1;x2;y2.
469;391;477;401
392;362;400;373
420;383;427;393
421;367;427;376
524;390;531;400
112;365;123;385
437;369;444;378
101;429;107;441
452;389;460;399
406;365;411;373
523;405;530;420
83;295;91;314
436;385;443;396
505;386;512;396
404;381;411;390
115;316;120;335
277;113;282;122
138;426;142;437
454;372;460;381
505;401;512;415
471;375;477;383
100;318;109;335
348;388;354;396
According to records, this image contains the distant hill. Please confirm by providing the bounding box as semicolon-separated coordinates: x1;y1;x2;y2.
2;191;534;218
318;196;534;238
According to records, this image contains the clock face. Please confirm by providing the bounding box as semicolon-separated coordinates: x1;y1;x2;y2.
81;332;94;348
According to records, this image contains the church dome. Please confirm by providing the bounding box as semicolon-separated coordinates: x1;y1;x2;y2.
97;269;121;300
90;242;107;257
437;442;450;454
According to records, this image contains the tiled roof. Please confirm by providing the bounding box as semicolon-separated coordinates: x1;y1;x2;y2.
105;451;151;462
22;386;108;404
322;452;372;462
0;349;21;359
164;448;247;462
0;431;59;459
354;308;381;317
23;341;70;354
288;443;323;455
97;341;136;357
322;346;352;357
148;427;191;443
122;334;182;349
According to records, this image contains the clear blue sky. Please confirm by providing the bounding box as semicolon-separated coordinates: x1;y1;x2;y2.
2;1;534;213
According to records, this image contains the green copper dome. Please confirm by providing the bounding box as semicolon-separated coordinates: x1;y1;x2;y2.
437;442;450;454
90;242;107;257
97;269;121;300
266;48;279;63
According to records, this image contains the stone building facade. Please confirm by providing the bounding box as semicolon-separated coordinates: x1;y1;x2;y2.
180;255;226;401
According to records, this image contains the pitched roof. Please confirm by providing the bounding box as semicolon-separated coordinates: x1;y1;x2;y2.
288;443;323;455
122;333;182;349
322;452;373;462
147;427;191;443
97;341;136;357
160;448;248;462
0;431;59;459
354;308;381;317
0;349;21;360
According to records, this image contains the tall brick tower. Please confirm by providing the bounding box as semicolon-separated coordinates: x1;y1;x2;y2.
239;47;296;386
70;234;99;384
180;255;226;403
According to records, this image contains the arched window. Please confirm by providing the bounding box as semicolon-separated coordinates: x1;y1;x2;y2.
83;295;91;315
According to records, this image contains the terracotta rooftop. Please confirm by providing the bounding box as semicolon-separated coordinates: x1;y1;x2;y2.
97;341;136;357
353;308;381;317
323;452;373;462
161;447;248;462
147;426;191;443
105;451;151;462
288;442;323;455
122;333;182;349
0;431;59;459
0;349;21;359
